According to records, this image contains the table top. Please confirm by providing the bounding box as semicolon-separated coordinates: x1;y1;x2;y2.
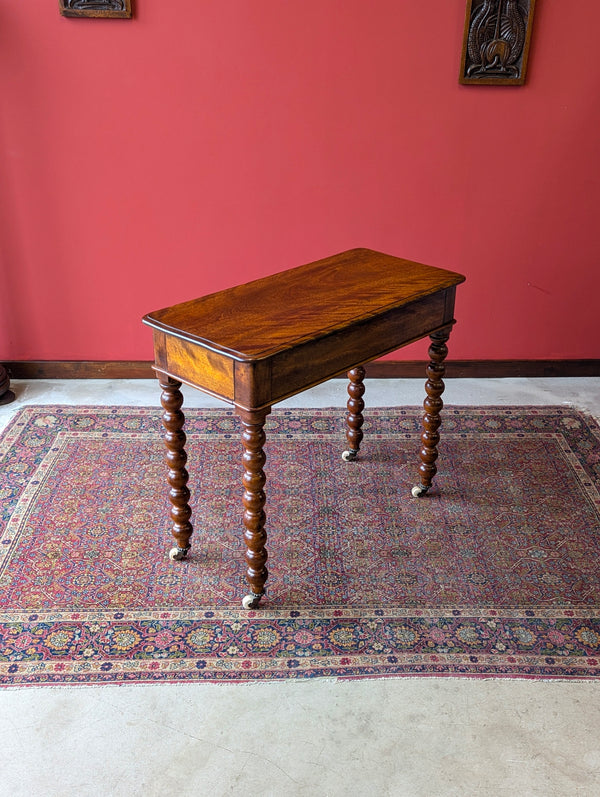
143;248;465;362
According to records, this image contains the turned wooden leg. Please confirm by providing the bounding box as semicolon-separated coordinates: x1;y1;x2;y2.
342;365;366;462
237;408;271;609
412;328;451;498
159;376;193;559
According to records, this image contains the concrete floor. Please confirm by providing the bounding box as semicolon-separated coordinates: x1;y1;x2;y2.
1;377;600;797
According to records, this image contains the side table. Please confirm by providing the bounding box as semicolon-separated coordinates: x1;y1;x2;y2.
143;248;466;608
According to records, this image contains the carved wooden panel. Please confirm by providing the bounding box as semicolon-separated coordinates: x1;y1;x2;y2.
59;0;132;18
460;0;536;85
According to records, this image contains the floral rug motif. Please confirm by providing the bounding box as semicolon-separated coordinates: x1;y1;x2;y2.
1;404;600;686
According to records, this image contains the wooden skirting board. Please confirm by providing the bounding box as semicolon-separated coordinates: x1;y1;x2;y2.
5;360;600;380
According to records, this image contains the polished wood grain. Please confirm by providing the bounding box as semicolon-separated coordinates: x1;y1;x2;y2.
144;249;464;361
143;248;464;410
144;248;466;607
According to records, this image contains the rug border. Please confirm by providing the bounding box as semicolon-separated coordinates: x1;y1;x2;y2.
2;404;600;687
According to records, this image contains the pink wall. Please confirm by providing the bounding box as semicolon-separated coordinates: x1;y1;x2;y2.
1;1;599;362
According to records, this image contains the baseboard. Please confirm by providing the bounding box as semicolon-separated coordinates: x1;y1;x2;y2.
5;361;156;379
4;359;600;380
366;360;600;378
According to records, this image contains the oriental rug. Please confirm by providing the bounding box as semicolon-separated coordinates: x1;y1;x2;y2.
1;404;599;687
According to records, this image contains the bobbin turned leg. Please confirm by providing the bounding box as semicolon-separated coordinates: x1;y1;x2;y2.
237;408;271;609
412;328;451;498
342;365;366;462
159;377;193;559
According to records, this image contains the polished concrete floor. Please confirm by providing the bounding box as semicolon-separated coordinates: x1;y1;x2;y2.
1;378;599;797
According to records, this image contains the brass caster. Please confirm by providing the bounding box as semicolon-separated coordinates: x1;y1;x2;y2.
411;485;430;498
342;449;359;462
169;546;190;561
242;593;263;610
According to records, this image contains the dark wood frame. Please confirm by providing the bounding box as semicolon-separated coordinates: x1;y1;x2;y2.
460;0;536;86
59;0;132;19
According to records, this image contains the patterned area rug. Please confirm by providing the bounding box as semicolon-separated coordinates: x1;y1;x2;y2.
1;404;600;686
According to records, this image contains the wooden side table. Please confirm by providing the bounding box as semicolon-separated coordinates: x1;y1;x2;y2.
143;248;465;608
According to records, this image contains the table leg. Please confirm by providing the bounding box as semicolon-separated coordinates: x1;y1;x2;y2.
237;408;271;609
342;365;366;462
412;327;452;498
159;376;194;560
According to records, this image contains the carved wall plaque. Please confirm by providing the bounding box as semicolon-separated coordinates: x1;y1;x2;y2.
59;0;132;18
460;0;536;85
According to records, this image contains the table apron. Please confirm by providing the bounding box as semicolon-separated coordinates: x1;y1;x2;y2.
152;288;456;411
260;290;454;408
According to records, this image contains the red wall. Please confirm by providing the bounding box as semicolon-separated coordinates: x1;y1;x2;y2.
2;1;599;361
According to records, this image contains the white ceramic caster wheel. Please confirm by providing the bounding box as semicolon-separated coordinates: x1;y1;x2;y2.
169;547;188;561
411;485;429;498
342;450;357;462
242;594;261;610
